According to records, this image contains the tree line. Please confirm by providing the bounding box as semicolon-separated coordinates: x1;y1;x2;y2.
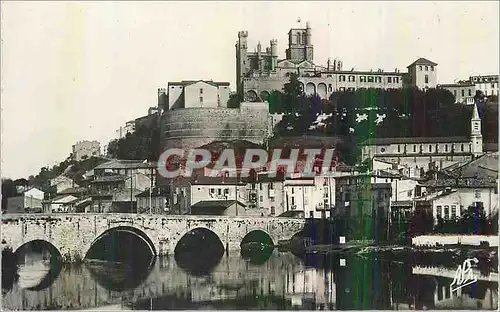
268;73;498;144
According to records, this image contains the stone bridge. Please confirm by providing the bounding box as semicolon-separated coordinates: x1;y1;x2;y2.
1;214;305;261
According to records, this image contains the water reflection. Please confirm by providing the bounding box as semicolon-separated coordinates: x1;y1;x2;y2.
2;250;498;310
86;257;155;292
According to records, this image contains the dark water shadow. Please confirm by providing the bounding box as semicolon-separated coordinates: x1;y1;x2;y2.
1;248;19;294
240;246;274;266
174;228;225;277
85;256;155;292
174;248;224;277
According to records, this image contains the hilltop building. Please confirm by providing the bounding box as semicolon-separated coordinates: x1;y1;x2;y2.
158;79;272;152
236;22;437;101
71;140;101;161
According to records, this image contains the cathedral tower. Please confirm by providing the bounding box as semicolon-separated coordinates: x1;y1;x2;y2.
286;21;314;63
236;31;249;97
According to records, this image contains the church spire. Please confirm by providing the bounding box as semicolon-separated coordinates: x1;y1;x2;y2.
472;101;480;120
470;101;483;158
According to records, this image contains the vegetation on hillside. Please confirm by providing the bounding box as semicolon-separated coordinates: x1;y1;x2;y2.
1;156;110;205
107;125;160;161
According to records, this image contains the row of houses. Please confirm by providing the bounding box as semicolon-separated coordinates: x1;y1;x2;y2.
6;149;498;226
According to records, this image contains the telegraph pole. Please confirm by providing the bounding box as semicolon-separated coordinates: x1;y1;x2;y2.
149;167;153;215
131;171;134;214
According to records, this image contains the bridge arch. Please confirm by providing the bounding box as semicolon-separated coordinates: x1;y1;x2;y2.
241;229;276;247
173;226;225;252
85;226;157;259
13;239;62;260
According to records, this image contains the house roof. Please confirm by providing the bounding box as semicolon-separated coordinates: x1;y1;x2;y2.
278;210;304;218
407;58;438;68
190;176;247;186
93;159;155;170
136;187;170;197
168;80;230;87
190;200;246;215
438;82;475;88
360;136;470;145
49;194;78;203
58;187;88;195
91;175;127;183
192;200;246;209
447;152;498;178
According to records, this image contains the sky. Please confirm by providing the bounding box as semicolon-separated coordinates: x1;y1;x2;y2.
1;1;499;179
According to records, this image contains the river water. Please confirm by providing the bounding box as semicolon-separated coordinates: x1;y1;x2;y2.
2;250;498;310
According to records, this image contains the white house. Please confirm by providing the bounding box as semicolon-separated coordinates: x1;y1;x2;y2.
6;187;45;213
45;195;78;213
50;175;79;194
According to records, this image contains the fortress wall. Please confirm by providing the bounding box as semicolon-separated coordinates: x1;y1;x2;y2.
160;106;270;151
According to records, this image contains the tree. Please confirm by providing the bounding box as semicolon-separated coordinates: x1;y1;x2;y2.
282;73;303;115
407;209;433;237
1;179;17;212
460;203;487;235
227;93;242;108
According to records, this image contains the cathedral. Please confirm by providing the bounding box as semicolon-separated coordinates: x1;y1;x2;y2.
236;22;437;102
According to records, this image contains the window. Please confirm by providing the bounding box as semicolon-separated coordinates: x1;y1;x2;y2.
224;188;229;194
461;144;464;152
419;66;423;71
451;205;457;218
431;66;434;71
394;77;399;83
425;66;428;71
291;197;295;206
468;89;472;96
260;183;263;190
453;90;457;97
270;206;275;215
200;96;203;104
437;205;442;218
269;183;274;189
291;188;294;194
461;89;465;97
429;145;432;152
367;76;374;83
475;189;481;199
445;144;448;152
360;76;366;82
339;75;346;82
260;196;263;202
328;84;332;92
210;188;214;193
492;83;496;88
425;75;429;84
218;189;221;195
339;87;345;92
397;145;400;153
388;77;392;83
348;75;355;82
200;88;203;94
444;205;450;219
